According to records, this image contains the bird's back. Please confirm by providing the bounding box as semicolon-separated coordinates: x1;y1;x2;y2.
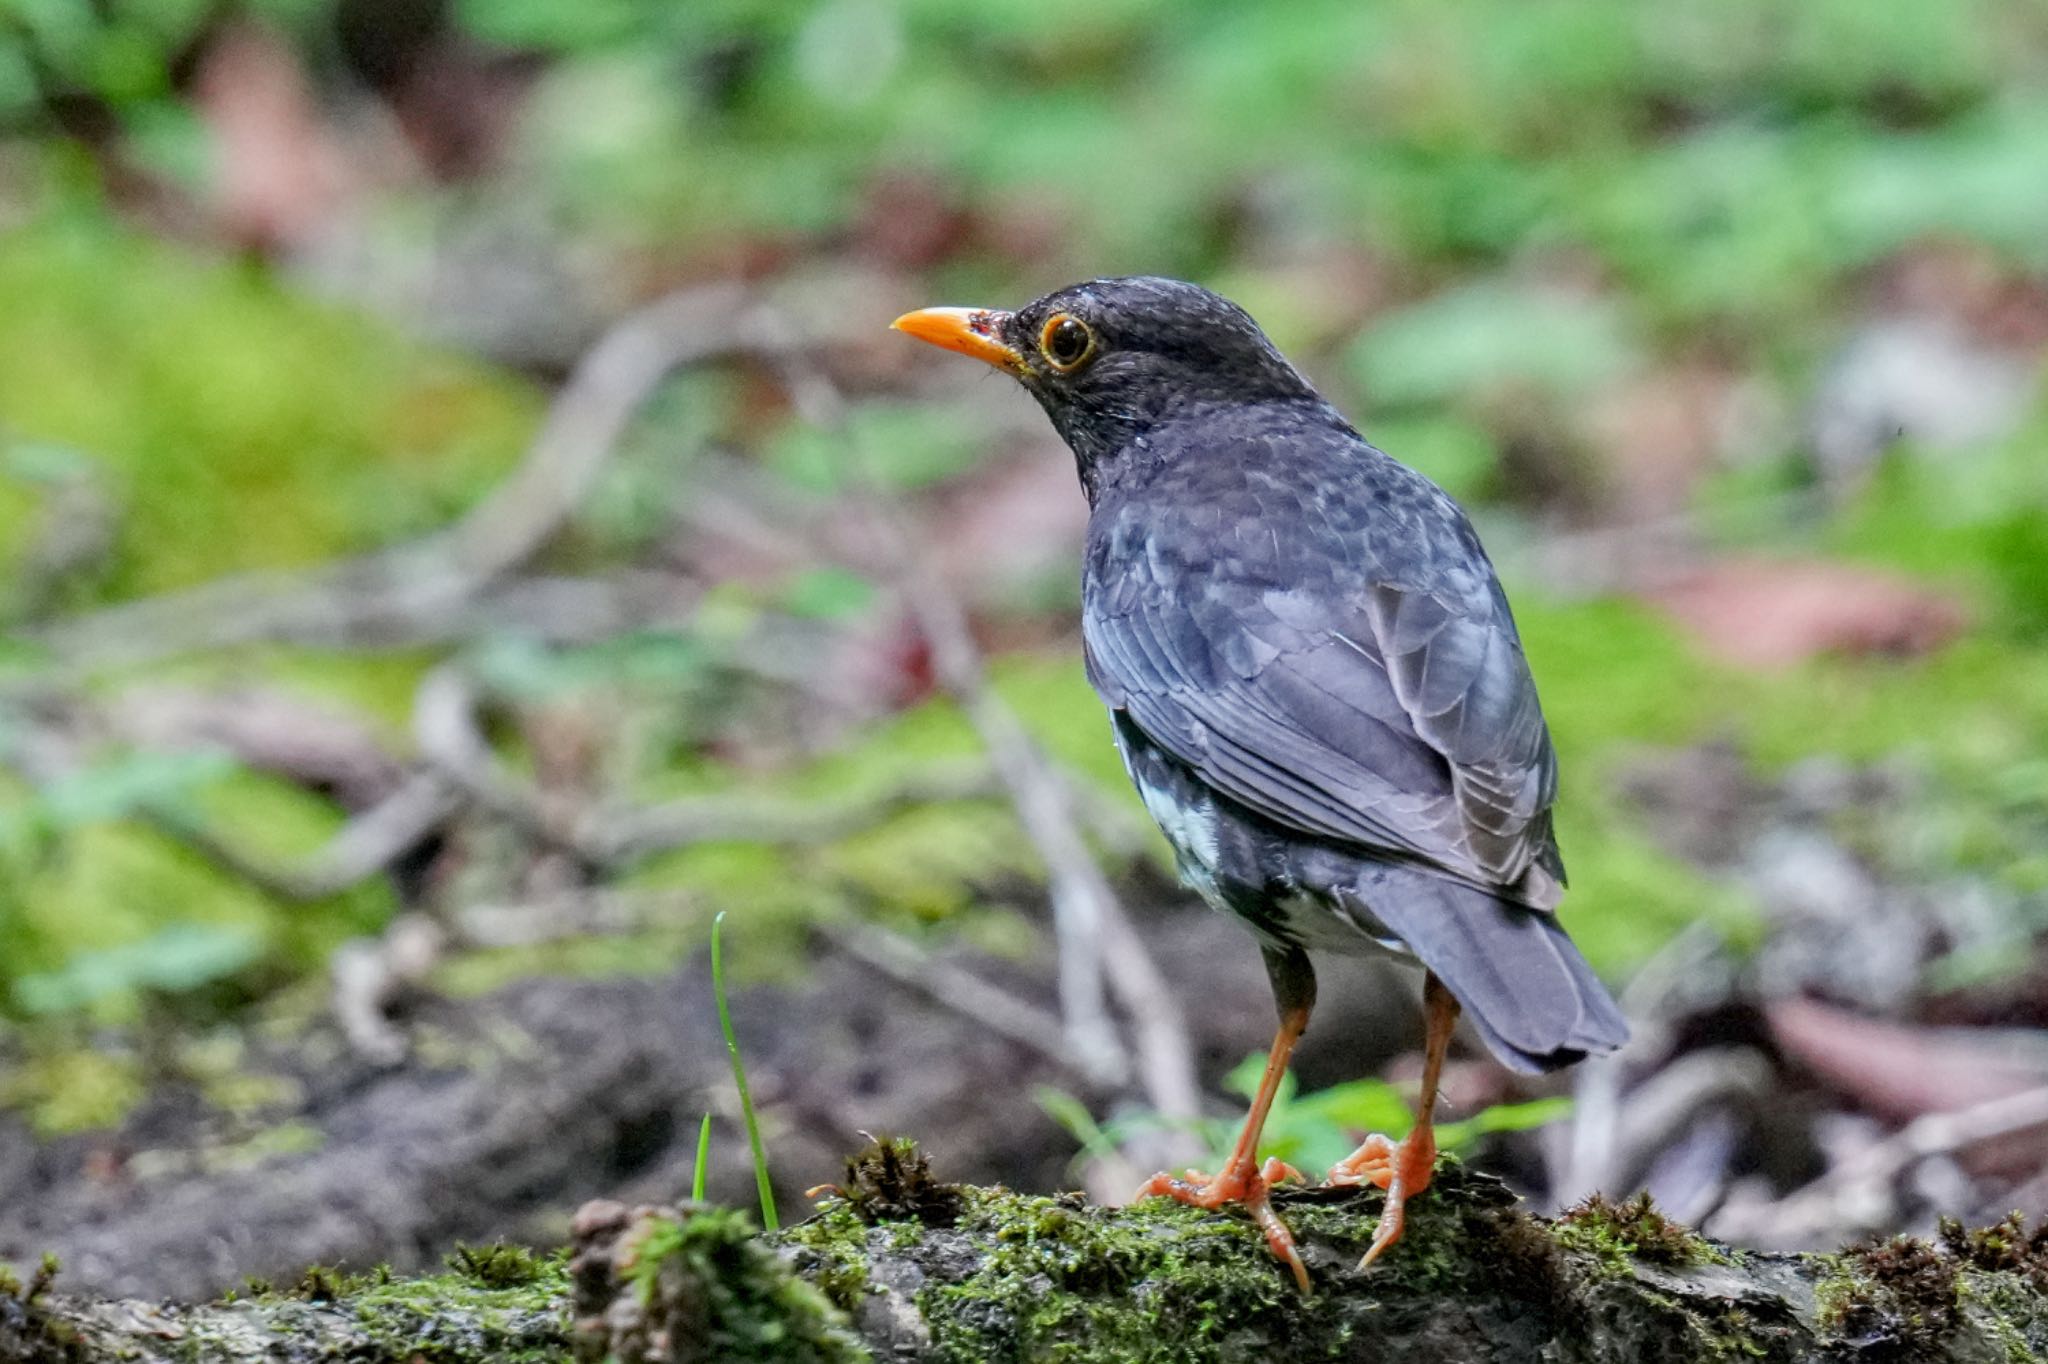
1081;407;1625;1070
1082;404;1563;905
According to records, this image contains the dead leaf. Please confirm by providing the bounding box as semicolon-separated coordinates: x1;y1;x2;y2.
191;23;353;252
1645;556;1969;670
1767;997;2048;1174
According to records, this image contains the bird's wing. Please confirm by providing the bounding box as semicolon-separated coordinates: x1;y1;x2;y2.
1083;487;1563;906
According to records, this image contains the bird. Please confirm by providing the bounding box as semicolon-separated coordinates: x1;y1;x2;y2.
892;276;1628;1291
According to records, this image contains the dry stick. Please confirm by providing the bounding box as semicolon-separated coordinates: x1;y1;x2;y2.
413;661;1008;872
290;773;464;894
1713;1083;2048;1248
756;312;1201;1133
114;685;409;809
142;788;451;904
29;285;747;668
62;660;987;907
594;762;1002;864
814;920;1078;1075
0;684;459;903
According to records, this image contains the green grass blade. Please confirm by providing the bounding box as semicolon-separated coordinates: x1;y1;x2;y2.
712;912;778;1230
691;1111;712;1202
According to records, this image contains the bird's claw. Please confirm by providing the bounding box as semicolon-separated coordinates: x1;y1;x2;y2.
1135;1155;1303;1205
1136;1156;1311;1292
1323;1132;1396;1188
1324;1129;1438;1270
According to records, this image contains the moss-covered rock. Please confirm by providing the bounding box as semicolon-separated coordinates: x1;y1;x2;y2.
10;1175;2048;1362
569;1198;867;1364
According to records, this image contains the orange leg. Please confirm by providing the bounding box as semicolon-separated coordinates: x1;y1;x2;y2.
1325;971;1460;1269
1135;1003;1312;1292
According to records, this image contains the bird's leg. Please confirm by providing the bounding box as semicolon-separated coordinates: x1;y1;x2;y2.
1136;1006;1309;1288
1136;945;1315;1292
1325;971;1460;1269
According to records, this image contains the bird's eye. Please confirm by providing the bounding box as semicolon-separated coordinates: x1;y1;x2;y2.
1038;314;1096;372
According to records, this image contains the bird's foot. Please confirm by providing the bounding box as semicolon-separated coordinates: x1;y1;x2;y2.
1324;1127;1438;1269
1136;1155;1311;1292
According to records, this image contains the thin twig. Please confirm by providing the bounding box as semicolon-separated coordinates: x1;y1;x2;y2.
455;888;696;946
816;920;1080;1076
594;763;1003;864
1711;1084;2048;1247
414;659;1014;873
330;913;448;1065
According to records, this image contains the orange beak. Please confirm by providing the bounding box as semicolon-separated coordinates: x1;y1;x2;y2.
891;306;1024;374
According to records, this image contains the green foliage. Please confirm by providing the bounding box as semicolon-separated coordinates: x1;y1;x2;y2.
1040;1060;1570;1180
779;566;877;621
10;922;262;1014
1351;283;1642;407
400;0;2048;310
0;744;393;1020
1216;1055;1571;1174
694;1112;715;1202
771;403;986;494
713;911;779;1232
1825;434;2048;636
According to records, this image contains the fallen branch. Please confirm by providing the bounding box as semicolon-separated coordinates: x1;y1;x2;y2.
814;920;1077;1076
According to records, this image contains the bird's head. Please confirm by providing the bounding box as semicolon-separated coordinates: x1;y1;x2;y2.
893;276;1323;491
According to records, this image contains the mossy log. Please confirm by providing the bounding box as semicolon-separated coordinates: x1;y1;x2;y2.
7;1160;2048;1363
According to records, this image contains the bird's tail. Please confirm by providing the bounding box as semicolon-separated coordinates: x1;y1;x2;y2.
1340;860;1629;1074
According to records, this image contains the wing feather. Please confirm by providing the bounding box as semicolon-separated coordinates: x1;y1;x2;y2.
1084;482;1563;907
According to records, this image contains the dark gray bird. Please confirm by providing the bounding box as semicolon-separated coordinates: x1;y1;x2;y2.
893;276;1627;1290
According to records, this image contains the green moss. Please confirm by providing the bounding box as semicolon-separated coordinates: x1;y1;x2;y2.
0;214;535;599
0;1046;142;1136
814;1136;966;1229
1940;1212;2048;1292
782;1201;882;1316
1959;1273;2045;1364
1807;1224;2048;1360
189;1119;325;1174
620;1205;867;1362
0;1253;70;1363
285;1263;378;1304
797;1168;1580;1362
8;823;287;1004
1557;1191;1716;1269
916;1189;1306;1358
433;929;697;998
821;803;1039;920
446;1242;552;1290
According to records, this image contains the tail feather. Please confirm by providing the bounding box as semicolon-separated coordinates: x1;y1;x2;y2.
1343;861;1629;1074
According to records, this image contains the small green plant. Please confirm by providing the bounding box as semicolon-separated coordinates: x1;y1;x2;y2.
712;911;777;1231
692;1111;713;1202
1041;1057;1570;1178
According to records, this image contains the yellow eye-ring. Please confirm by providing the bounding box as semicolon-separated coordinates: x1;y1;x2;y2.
1038;313;1096;372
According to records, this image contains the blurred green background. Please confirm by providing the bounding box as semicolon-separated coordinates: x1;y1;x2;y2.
0;0;2044;1239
